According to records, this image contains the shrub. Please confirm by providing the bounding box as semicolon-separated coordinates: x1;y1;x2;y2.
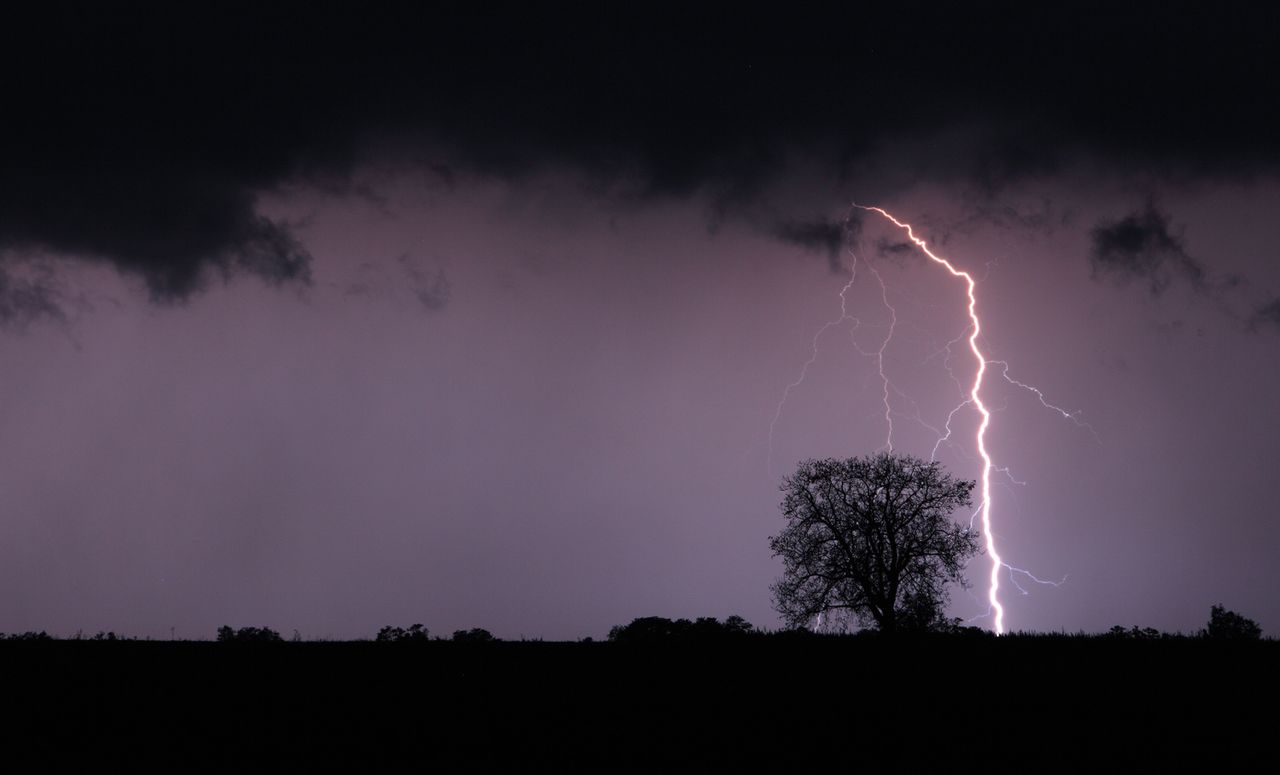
1204;605;1262;640
216;626;284;643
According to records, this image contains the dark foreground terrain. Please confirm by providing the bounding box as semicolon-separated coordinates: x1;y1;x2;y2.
3;635;1276;769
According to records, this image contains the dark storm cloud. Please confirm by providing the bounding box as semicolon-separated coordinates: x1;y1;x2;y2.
935;199;1067;244
0;164;314;303
1252;299;1280;331
874;238;916;258
771;218;851;272
0;265;64;328
5;2;1280;303
398;257;452;312
1090;203;1206;294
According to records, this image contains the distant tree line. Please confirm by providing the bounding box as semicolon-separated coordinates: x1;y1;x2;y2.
0;605;1266;642
607;615;756;643
1103;605;1263;641
1;631;55;641
1;630;126;641
374;625;498;643
216;626;285;644
376;623;431;642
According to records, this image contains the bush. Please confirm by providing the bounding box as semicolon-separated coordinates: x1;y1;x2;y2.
606;616;756;643
1106;625;1163;639
1204;605;1262;640
216;626;284;643
375;624;430;642
451;628;497;643
3;631;53;641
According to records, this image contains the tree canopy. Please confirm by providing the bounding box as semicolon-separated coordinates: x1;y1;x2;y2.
606;616;756;643
216;625;283;643
769;452;980;633
1204;604;1262;640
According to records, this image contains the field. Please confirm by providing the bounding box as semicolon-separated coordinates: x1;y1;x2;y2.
3;634;1275;768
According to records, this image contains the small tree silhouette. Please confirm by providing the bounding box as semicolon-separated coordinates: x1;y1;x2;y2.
722;615;754;635
606;616;757;642
216;625;283;643
3;631;53;641
1106;625;1162;639
376;623;430;642
451;628;497;643
1204;604;1262;640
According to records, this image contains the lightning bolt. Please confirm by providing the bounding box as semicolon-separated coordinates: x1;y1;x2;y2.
770;203;1093;634
853;205;1007;633
990;360;1102;443
865;261;898;452
767;271;861;479
767;237;906;474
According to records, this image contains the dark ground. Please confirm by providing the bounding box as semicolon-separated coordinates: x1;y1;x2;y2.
2;636;1275;770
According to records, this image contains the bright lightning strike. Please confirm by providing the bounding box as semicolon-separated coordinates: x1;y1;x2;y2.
770;203;1092;634
853;204;1008;634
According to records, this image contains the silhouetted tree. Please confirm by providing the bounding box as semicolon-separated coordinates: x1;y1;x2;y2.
723;615;754;634
1204;604;1262;640
216;625;283;643
1107;625;1163;639
606;616;757;643
3;631;53;641
770;453;980;633
608;617;679;642
451;628;497;643
376;623;430;642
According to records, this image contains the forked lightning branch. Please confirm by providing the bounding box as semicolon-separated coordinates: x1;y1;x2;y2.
771;204;1088;634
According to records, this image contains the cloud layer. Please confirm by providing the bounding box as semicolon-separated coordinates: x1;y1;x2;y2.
1090;203;1205;294
4;3;1280;307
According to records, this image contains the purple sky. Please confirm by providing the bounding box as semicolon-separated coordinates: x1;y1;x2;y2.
3;167;1279;639
4;4;1280;639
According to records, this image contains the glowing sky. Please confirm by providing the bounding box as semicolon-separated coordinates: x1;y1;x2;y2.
2;3;1279;638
